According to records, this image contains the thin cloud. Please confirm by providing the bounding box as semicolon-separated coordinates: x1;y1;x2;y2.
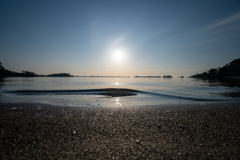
205;12;240;30
110;37;124;45
228;25;240;30
175;34;238;49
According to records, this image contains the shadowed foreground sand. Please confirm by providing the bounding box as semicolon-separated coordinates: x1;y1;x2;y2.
0;103;240;159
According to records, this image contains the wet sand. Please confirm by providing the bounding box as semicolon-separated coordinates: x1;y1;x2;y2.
0;102;240;159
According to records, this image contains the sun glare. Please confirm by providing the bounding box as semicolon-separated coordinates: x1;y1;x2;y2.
112;48;125;62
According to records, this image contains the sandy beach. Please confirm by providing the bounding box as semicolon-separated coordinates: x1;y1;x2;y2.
0;102;240;159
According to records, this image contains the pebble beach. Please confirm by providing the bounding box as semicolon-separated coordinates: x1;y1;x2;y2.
0;102;240;159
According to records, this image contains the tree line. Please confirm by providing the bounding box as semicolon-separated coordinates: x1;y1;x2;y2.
0;62;72;77
190;58;240;78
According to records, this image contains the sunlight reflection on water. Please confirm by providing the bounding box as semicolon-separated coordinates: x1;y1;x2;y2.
0;77;240;106
115;98;122;106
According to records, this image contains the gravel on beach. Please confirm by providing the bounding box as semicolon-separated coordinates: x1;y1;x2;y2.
0;102;240;159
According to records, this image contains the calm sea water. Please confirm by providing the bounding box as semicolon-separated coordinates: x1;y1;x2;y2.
0;77;240;107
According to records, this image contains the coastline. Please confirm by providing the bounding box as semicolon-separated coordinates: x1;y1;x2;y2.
1;102;240;159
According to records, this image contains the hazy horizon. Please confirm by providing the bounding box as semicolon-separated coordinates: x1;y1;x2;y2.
1;0;240;77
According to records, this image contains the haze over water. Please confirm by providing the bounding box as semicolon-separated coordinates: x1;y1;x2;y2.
1;77;240;107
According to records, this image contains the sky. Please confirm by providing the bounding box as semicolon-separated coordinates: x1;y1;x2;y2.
0;0;240;76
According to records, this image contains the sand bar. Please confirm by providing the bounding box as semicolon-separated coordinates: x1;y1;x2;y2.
0;102;240;159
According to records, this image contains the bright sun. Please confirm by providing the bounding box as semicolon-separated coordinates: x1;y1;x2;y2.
112;48;125;62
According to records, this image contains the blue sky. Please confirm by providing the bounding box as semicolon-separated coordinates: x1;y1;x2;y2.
0;0;240;76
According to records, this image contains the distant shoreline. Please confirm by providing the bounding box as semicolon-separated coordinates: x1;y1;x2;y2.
75;76;131;78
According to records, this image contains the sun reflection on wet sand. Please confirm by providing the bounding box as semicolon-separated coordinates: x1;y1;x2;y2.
115;98;122;106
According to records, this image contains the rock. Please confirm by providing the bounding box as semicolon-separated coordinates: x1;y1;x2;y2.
136;140;140;144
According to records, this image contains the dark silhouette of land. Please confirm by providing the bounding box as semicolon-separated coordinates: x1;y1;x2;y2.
0;63;73;77
45;73;73;77
134;76;161;78
190;58;240;78
163;75;173;78
0;62;6;76
75;76;130;78
133;75;172;78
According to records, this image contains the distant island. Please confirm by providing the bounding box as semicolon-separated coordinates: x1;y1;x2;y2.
134;75;175;78
163;75;173;78
0;62;73;77
44;73;73;77
75;76;130;78
134;76;161;78
190;58;240;78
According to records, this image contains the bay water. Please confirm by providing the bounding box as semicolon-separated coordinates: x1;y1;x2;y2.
0;77;239;107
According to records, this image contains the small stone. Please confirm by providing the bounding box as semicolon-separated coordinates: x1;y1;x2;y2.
180;125;188;129
136;140;140;144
